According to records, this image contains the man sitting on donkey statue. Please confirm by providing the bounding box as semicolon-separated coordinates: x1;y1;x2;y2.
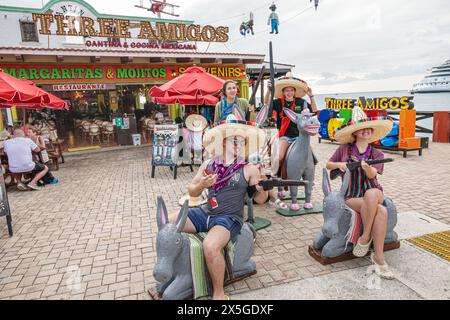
152;107;271;300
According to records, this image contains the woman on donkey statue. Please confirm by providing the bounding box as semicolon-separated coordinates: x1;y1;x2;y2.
264;73;318;200
326;106;395;279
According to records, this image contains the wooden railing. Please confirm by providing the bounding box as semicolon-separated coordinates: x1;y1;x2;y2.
386;110;434;134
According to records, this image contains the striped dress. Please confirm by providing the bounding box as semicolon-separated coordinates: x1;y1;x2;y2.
329;144;384;199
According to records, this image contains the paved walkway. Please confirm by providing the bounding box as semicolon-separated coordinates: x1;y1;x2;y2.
0;139;449;299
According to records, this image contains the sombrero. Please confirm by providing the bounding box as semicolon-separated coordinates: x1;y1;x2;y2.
274;72;309;99
185;114;208;132
179;193;207;207
203;118;266;157
333;106;393;144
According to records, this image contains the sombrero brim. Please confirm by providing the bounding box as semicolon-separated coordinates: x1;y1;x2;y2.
179;193;206;207
186;115;208;132
333;117;393;144
274;79;308;99
203;120;266;157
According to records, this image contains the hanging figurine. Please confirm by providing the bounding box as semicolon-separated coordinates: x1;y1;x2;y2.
267;3;279;34
310;0;320;11
240;12;254;36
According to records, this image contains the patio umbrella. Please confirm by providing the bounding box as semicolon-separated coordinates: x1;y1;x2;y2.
0;76;68;127
0;80;68;110
0;68;51;105
155;94;218;106
20;80;68;110
149;66;224;113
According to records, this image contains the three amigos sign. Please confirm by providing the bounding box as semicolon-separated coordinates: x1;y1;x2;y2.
0;0;229;49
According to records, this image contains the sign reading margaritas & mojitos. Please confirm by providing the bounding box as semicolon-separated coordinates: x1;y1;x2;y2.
0;64;246;84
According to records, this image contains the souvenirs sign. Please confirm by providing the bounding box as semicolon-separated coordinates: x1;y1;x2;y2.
325;96;414;110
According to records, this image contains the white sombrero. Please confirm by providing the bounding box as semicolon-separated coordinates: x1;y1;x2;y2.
203;118;266;158
274;72;309;99
333;106;393;144
185;114;208;132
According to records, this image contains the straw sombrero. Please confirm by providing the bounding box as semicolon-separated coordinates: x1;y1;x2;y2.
333;106;393;144
203;118;266;157
274;72;309;99
179;193;207;207
185;114;208;132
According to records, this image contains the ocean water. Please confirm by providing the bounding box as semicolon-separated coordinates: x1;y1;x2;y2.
315;90;450;135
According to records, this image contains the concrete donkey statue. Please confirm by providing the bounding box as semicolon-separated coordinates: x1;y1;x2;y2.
313;168;398;258
271;108;320;211
153;197;256;300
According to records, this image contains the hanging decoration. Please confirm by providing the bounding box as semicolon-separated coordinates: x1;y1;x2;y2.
267;3;279;34
310;0;320;11
239;12;254;36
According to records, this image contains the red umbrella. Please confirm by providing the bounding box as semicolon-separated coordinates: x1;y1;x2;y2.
155;94;218;106
0;79;68;110
0;68;51;105
149;66;224;98
21;80;68;110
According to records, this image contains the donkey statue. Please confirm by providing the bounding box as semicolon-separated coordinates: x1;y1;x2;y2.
153;197;256;300
271;108;320;211
313;169;398;258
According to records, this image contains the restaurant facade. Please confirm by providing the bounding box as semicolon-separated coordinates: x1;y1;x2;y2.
0;0;271;147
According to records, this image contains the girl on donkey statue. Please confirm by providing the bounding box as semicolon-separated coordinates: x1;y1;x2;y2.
326;106;395;279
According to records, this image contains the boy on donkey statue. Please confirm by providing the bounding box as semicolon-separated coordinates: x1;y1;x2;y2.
163;107;269;300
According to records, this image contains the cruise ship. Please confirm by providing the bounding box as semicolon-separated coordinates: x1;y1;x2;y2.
411;58;450;93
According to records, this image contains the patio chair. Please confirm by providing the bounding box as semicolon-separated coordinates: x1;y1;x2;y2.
89;124;101;144
103;124;115;144
81;122;91;141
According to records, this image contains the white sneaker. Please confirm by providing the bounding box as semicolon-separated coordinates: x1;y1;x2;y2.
27;183;42;191
17;182;29;191
268;199;288;209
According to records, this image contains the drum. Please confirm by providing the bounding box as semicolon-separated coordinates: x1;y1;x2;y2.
380;136;398;147
319;122;329;139
387;121;399;137
327;118;344;140
338;109;352;125
318;109;333;123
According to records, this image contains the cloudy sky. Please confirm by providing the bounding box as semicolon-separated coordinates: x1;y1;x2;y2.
4;0;450;94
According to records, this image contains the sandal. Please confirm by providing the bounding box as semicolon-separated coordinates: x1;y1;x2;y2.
371;252;395;280
269;199;288;209
352;237;372;257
